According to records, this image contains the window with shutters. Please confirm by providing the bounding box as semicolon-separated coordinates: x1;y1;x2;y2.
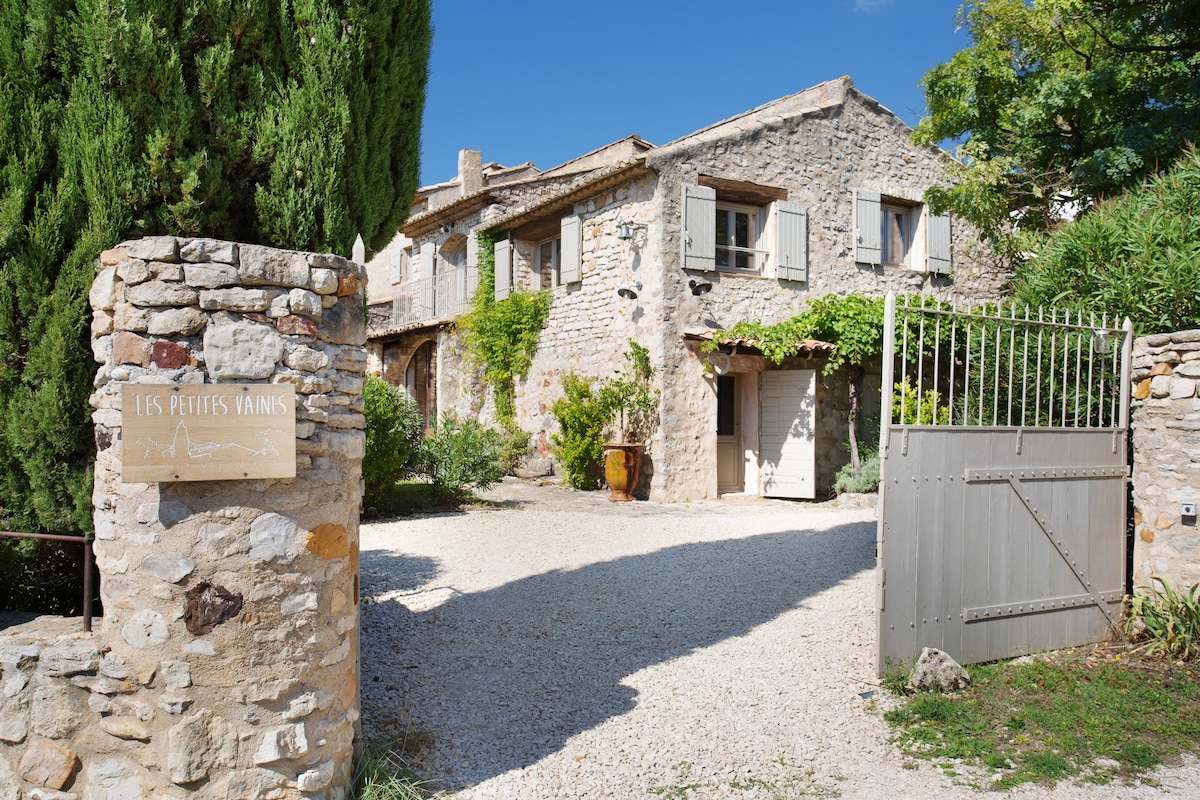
853;188;952;274
682;181;807;282
496;213;581;297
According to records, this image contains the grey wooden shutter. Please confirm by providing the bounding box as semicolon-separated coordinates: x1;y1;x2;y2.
775;201;808;283
464;234;480;302
682;183;716;270
418;242;435;318
390;251;401;284
466;234;479;267
494;238;512;301
419;241;435;279
853;189;881;265
560;215;582;284
926;211;952;274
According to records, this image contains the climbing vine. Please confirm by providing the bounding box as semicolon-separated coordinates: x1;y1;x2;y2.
711;294;886;477
456;232;552;426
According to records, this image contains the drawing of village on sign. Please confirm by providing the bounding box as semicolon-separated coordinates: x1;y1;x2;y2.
135;419;282;462
121;384;296;482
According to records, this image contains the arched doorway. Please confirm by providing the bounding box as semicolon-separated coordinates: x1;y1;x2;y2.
406;340;437;431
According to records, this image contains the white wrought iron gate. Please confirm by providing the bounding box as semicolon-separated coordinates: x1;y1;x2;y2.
876;292;1133;674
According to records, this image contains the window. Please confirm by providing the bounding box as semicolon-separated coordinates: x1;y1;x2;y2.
853;188;952;274
715;204;760;271
443;239;467;269
496;214;581;297
881;203;913;267
682;183;808;282
537;237;561;289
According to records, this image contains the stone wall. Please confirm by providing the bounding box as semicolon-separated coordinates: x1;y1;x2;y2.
1130;330;1200;592
0;237;366;799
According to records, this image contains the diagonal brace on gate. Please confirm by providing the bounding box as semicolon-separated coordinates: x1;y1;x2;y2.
964;467;1127;629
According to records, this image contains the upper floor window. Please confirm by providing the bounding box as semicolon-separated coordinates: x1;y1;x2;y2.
881;202;914;268
854;188;952;274
494;214;582;301
715;204;761;272
682;182;808;282
537;237;561;289
440;235;468;271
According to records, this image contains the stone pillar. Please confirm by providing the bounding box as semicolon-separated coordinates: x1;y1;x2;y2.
1130;330;1200;592
0;236;363;799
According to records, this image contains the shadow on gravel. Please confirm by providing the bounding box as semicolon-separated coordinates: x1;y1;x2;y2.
360;552;442;596
361;519;875;789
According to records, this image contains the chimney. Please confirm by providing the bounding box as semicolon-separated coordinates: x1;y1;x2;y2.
458;149;483;197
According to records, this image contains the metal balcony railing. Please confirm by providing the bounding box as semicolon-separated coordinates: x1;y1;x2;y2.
392;266;479;327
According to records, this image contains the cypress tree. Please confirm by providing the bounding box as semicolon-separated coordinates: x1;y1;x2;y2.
0;0;430;610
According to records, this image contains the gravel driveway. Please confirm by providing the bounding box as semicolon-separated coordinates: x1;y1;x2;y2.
360;478;1198;800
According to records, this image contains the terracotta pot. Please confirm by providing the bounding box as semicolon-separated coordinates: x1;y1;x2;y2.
603;442;643;502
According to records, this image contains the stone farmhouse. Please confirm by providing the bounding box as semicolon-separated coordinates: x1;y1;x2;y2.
365;76;1004;501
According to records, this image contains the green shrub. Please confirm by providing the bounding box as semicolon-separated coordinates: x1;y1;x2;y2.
496;420;531;475
362;376;423;504
416;413;505;501
834;448;880;494
1125;579;1200;660
549;341;659;489
550;373;610;490
1015;147;1200;336
891;376;951;425
599;340;659;443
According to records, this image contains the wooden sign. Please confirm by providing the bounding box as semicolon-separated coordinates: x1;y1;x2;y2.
121;385;296;482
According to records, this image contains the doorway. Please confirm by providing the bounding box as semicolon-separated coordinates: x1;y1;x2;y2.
406;340;437;431
716;374;743;493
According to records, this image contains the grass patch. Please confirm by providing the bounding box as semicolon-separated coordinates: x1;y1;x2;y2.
884;649;1200;790
353;735;432;799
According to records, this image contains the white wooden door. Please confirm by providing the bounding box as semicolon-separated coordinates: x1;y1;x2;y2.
760;370;816;498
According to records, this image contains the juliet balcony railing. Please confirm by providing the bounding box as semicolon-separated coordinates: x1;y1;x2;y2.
392;265;479;327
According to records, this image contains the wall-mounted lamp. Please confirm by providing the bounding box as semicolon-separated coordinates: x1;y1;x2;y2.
689;279;713;296
1092;327;1115;355
617;222;647;241
617;281;642;300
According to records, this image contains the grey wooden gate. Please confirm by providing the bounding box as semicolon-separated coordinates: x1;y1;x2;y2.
876;293;1132;674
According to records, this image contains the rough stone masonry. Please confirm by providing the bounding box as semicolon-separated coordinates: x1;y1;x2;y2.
0;236;366;799
1130;329;1200;593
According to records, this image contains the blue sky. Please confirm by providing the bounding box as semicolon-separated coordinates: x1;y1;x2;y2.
418;0;972;186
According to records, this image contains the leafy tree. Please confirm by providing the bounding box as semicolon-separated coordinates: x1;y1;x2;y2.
0;0;429;609
1015;146;1200;335
915;0;1200;241
717;294;886;478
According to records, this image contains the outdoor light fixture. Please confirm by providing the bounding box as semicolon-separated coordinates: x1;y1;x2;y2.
617;281;642;300
689;279;713;296
1093;327;1115;355
617;222;646;241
